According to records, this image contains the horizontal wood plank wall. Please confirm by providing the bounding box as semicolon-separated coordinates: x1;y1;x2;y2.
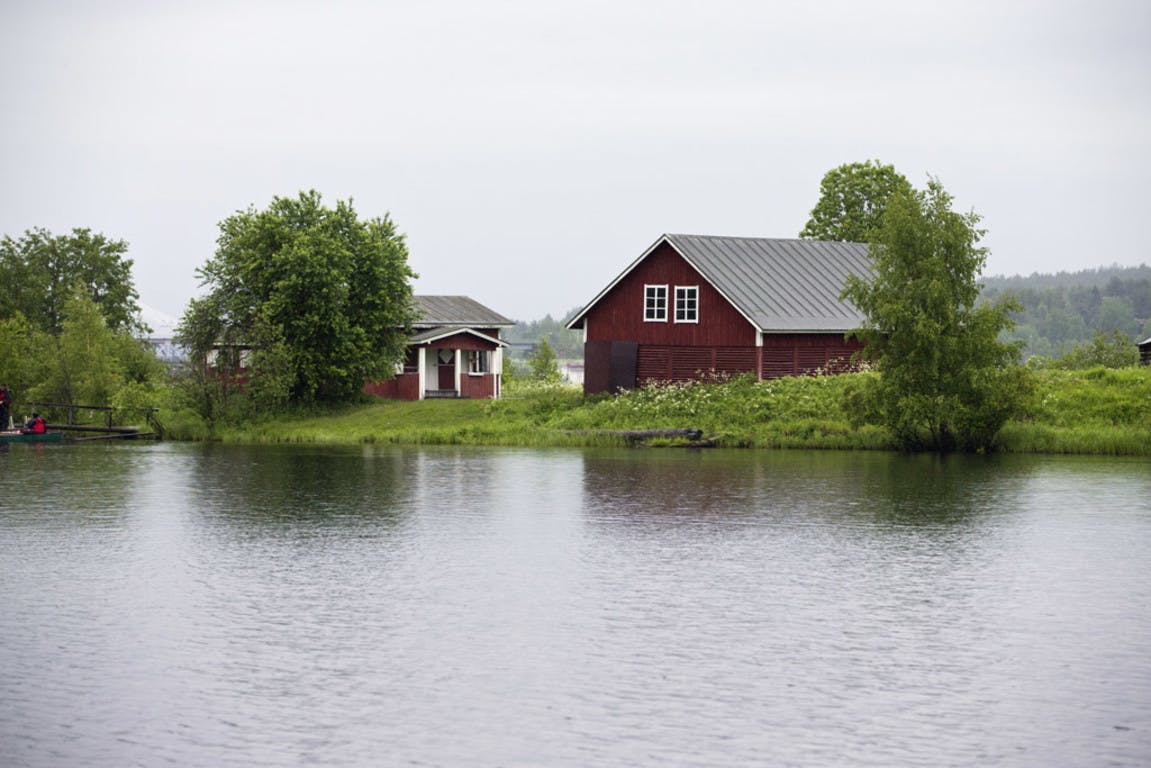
760;335;864;379
364;374;421;400
637;346;757;383
460;374;495;399
636;346;669;382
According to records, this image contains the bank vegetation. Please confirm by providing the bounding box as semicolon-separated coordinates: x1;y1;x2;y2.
180;366;1150;456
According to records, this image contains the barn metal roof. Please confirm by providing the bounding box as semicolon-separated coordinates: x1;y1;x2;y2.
567;234;872;333
413;296;515;329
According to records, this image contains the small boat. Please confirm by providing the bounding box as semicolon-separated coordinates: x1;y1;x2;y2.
0;430;64;443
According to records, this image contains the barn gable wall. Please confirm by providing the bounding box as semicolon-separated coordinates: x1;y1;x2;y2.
583;242;756;347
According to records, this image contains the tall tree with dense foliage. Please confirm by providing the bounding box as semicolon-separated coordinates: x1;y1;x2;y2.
0;227;145;335
24;292;164;408
527;337;561;381
1042;329;1140;370
842;179;1029;452
800;160;913;243
178;191;418;404
0;313;43;401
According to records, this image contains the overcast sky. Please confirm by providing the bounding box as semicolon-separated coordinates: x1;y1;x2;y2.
2;1;1148;327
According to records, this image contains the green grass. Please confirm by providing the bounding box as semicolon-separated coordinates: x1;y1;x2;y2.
184;367;1151;455
996;366;1151;454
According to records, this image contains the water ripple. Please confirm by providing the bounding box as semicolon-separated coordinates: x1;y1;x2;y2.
1;446;1149;766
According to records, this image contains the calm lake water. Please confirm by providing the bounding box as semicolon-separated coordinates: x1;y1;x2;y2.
1;442;1149;767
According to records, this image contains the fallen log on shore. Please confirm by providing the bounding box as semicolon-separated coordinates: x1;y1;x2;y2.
613;428;703;442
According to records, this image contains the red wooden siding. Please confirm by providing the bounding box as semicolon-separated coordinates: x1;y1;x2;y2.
423;332;501;351
577;240;866;394
460;373;496;399
636;346;669;382
636;345;758;383
760;335;864;378
584;341;638;393
363;337;504;401
364;370;499;400
363;374;421;400
584;242;756;347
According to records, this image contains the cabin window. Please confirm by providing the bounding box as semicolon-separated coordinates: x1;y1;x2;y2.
644;285;668;321
674;286;698;323
469;350;490;374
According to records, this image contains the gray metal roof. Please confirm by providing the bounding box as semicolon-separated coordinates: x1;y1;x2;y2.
568;234;872;333
413;296;514;328
667;235;871;331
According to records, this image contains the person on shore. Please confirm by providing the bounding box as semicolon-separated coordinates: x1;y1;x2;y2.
0;385;11;431
21;412;46;435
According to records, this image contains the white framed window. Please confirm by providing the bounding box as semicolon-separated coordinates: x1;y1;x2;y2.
644;284;668;321
469;350;489;374
674;286;699;323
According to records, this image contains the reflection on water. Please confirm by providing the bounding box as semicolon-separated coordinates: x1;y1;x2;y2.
1;443;1149;767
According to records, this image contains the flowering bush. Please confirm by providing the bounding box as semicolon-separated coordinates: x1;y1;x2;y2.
547;371;860;436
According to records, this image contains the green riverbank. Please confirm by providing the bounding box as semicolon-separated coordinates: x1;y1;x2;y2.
192;367;1151;455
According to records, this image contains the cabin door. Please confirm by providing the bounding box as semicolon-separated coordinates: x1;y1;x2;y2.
437;349;456;390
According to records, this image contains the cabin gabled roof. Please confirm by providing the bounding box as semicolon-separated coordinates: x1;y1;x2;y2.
408;326;508;347
567;234;872;333
413;296;515;329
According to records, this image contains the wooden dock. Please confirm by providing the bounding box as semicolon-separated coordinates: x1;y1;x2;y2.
16;401;163;441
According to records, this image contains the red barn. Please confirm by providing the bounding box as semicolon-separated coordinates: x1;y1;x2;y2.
566;234;871;395
364;296;514;400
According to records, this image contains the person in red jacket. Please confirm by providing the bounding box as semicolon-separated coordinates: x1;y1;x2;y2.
21;412;46;434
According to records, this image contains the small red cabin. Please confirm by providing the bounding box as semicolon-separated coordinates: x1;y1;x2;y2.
566;234;871;395
364;295;514;400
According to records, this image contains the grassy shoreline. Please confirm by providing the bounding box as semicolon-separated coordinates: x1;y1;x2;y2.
188;367;1151;456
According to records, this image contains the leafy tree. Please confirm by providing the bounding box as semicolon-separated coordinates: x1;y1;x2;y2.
980;266;1151;358
173;292;241;424
506;309;584;359
31;292;126;406
0;227;145;335
501;355;519;387
245;317;295;412
527;337;561;381
1047;330;1139;369
178;191;418;405
842;178;1030;452
167;358;231;434
800;160;913;243
1098;296;1139;337
0;313;43;402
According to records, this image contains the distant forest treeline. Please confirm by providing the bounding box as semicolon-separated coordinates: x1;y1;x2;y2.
981;264;1151;358
504;308;584;361
505;265;1151;364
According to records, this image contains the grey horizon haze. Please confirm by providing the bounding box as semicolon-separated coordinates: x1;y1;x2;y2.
2;1;1148;328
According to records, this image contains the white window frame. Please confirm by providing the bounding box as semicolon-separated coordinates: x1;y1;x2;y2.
468;349;489;375
644;284;668;322
674;285;699;323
